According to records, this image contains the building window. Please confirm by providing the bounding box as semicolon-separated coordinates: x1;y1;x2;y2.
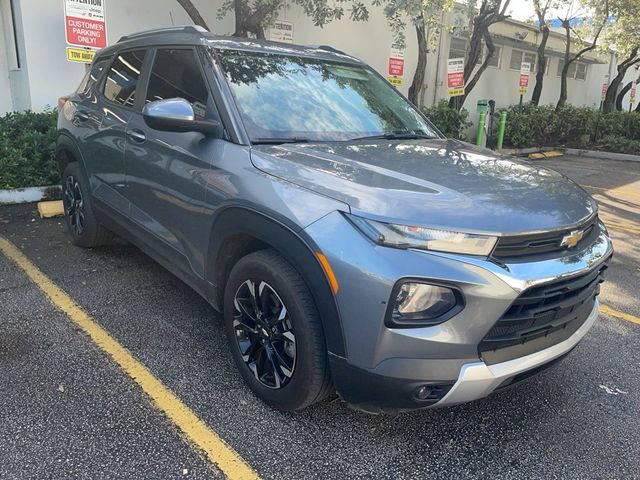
487;46;501;68
575;62;588;80
509;49;536;72
557;59;579;78
449;37;467;60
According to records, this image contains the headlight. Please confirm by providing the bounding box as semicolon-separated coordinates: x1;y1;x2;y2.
347;215;498;256
387;281;463;327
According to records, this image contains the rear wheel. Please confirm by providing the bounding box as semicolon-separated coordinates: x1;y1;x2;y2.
62;162;112;247
224;249;333;411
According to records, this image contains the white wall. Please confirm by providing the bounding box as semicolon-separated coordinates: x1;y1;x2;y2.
0;5;13;114
2;0;626;118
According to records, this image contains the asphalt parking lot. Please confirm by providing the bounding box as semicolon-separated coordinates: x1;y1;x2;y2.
1;154;638;479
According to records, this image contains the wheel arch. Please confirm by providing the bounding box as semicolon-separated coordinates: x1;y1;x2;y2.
207;206;346;357
55;133;88;177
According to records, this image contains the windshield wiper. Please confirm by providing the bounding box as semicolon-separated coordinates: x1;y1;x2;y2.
252;137;311;145
348;131;435;141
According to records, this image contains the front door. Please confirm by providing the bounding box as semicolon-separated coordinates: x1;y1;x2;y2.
124;47;222;278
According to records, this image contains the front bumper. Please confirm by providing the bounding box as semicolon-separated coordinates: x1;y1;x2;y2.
304;212;613;411
436;299;599;407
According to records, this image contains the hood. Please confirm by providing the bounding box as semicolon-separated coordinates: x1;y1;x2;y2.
250;139;597;235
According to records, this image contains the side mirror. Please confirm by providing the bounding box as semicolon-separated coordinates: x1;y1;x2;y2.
142;98;220;135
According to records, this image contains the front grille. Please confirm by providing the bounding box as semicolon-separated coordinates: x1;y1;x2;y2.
492;216;599;262
479;262;608;365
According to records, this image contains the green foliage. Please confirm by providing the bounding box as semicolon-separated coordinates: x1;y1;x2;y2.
501;102;640;154
422;100;472;140
0;110;59;190
599;135;640;154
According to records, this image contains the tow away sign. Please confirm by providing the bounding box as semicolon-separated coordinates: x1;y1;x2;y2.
66;47;96;63
64;0;107;49
387;46;405;87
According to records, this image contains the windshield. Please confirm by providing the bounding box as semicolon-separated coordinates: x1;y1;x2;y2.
214;50;439;143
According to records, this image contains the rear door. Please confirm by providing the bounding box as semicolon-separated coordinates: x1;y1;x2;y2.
84;49;149;215
123;46;222;277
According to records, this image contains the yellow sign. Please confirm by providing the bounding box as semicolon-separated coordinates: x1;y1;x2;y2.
448;87;465;97
66;47;96;63
519;86;527;95
388;76;403;87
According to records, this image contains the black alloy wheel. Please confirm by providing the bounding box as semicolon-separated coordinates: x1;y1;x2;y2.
64;175;85;236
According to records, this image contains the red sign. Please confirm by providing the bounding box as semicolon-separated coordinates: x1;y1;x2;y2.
388;58;404;76
631;87;637;104
448;72;464;88
519;74;529;87
66;17;106;48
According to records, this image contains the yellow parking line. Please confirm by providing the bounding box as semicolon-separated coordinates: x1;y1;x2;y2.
601;305;640;325
0;236;259;480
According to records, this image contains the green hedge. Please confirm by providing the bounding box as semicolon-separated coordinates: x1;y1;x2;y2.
501;104;640;154
0;110;59;190
422;100;472;140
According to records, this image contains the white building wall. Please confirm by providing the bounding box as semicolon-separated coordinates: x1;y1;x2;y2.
0;5;13;114
0;0;626;118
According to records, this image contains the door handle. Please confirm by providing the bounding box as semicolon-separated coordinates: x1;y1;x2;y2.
128;129;146;143
74;111;89;122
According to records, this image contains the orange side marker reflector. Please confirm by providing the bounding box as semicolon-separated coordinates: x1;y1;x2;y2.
315;252;339;295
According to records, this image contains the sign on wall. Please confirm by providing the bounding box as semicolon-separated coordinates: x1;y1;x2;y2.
631;86;637;106
64;0;107;52
519;62;531;95
447;58;465;97
387;45;405;87
268;20;294;43
601;79;609;102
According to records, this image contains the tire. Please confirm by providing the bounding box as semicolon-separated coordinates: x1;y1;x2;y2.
224;249;333;411
61;162;113;248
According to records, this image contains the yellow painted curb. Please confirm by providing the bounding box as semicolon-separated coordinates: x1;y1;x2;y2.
37;200;64;218
528;151;564;159
0;235;260;480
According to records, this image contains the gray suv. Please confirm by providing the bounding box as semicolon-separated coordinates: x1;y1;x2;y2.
57;26;613;413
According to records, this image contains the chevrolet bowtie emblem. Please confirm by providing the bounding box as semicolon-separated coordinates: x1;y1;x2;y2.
560;229;584;248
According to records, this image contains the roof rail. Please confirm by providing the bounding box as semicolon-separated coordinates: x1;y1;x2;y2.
311;45;348;56
118;25;208;43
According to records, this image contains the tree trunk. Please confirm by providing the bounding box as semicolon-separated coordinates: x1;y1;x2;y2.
556;23;571;111
602;48;639;113
449;30;495;110
176;0;210;30
408;20;427;107
616;81;633;111
531;25;549;105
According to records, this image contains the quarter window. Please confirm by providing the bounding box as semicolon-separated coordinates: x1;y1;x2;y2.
103;50;147;107
145;48;209;118
77;57;110;97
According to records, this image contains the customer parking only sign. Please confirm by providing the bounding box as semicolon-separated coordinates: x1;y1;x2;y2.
64;0;106;62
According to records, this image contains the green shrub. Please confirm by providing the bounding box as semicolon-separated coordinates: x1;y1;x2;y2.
422;100;472;140
599;134;640;155
502;103;555;148
0;109;59;190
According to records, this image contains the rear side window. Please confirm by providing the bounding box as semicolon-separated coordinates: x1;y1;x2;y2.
145;48;209;119
103;50;147;107
77;57;110;97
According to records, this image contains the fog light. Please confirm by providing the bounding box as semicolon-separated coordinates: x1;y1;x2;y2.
415;386;432;400
388;282;460;328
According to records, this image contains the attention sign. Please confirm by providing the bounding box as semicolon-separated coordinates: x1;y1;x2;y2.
387;46;405;87
64;0;107;49
519;62;531;95
447;58;465;97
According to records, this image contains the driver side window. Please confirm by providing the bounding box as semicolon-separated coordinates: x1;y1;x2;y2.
145;48;211;120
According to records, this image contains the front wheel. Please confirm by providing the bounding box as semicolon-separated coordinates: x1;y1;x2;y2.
224;249;333;411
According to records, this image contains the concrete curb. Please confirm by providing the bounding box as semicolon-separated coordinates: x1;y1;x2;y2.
563;148;640;163
500;147;640;163
0;185;62;205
